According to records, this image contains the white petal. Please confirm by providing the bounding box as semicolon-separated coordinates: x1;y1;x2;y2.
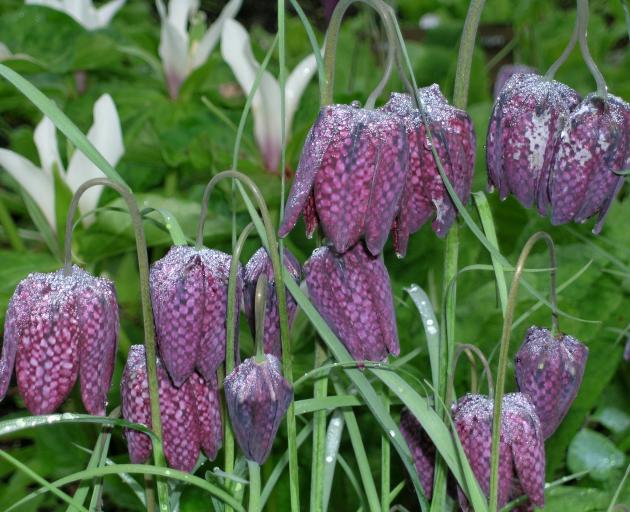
167;0;198;35
0;43;12;60
221;19;282;171
25;0;64;9
157;0;193;97
0;148;55;229
285;53;317;133
66;94;124;222
191;0;242;70
96;0;126;27
33;117;64;178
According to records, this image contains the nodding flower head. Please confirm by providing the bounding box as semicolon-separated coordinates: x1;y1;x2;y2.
383;84;476;256
243;248;301;357
150;245;242;387
399;407;436;499
515;326;588;439
0;266;118;416
304;242;399;362
492;64;537;99
120;345;222;472
452;392;545;511
223;353;293;464
279;102;409;255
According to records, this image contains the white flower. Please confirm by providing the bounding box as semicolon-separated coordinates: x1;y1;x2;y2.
221;19;317;172
0;94;124;231
25;0;126;31
157;0;242;98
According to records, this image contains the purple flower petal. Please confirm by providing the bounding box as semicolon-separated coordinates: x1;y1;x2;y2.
188;372;223;461
400;407;436;499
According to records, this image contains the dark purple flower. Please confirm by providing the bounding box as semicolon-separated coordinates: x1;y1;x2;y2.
383;85;476;256
279;103;408;255
400;407;436;499
224;354;293;464
452;393;545;511
243;248;301;357
304;242;399;361
120;345;222;472
493;65;537;99
486;73;581;215
514;326;588;439
150;245;242;387
624;336;630;362
0;266;118;416
549;93;629;233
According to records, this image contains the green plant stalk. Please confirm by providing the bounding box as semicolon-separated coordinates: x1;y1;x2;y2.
196;170;297;507
380;393;390;512
0;196;24;251
248;461;262;512
254;274;268;362
61;178;169;511
576;0;608;98
310;340;329;512
488;232;557;512
447;343;494;406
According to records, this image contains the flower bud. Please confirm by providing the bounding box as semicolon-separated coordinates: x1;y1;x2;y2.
279;102;408;255
0;266;118;415
120;345;222;471
304;242;398;361
383;85;476;256
514;326;588;439
243;248;301;357
224;354;293;464
150;245;242;387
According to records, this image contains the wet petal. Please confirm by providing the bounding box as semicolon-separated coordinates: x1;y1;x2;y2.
400;407;436;499
188;372;223;461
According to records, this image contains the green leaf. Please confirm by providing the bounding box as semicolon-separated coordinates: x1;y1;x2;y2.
567;429;626;480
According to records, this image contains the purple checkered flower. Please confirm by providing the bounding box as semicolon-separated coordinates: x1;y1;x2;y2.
515;326;588;439
452;393;545;511
279;103;408;255
493;64;537;99
382;85;476;256
0;266;118;416
304;242;399;361
400;407;436;499
224;353;293;464
243;248;301;357
486;73;581;215
120;345;223;472
549;93;629;233
150;245;242;387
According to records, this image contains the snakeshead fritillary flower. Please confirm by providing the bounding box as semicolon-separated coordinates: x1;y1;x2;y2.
549;94;630;233
243;248;301;357
400;407;436;499
493;65;536;99
150;245;241;387
382;85;475;256
120;345;222;471
279;103;408;255
224;354;293;464
304;242;399;361
486;73;581;215
452;393;545;511
515;326;588;439
0;266;118;415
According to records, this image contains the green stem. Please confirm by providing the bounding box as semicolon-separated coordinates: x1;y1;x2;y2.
254;274;268;362
0;196;25;251
576;0;608;98
446;343;494;405
488;232;557;512
310;340;329;512
62;178;168;511
380;393;390;512
248;461;262;512
544;22;578;80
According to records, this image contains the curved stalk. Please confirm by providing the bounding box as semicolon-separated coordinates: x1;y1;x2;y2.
254;274;268;362
447;343;495;406
62;178;168;510
488;232;558;512
545;22;578;80
576;0;608;98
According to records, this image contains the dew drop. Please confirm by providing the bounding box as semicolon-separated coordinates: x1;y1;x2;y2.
389;430;396;438
325;456;334;463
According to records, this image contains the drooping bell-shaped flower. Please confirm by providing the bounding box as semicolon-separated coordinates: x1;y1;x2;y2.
514;326;588;439
452;393;545;511
304;242;399;361
382;85;476;256
400;407;436;499
0;266;118;415
120;345;222;472
150;245;241;387
279;103;409;255
549;93;629;233
243;248;301;357
493;65;537;99
486;73;581;215
224;353;293;464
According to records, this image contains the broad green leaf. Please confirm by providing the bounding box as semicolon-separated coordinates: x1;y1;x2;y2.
567;429;626;481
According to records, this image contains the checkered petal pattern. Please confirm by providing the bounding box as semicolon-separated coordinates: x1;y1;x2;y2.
150;245;241;386
223;354;293;464
243;248;301;357
1;266;119;415
383;85;476;256
492;65;537;99
304;242;399;362
515;326;588;439
399;407;436;499
188;372;223;461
